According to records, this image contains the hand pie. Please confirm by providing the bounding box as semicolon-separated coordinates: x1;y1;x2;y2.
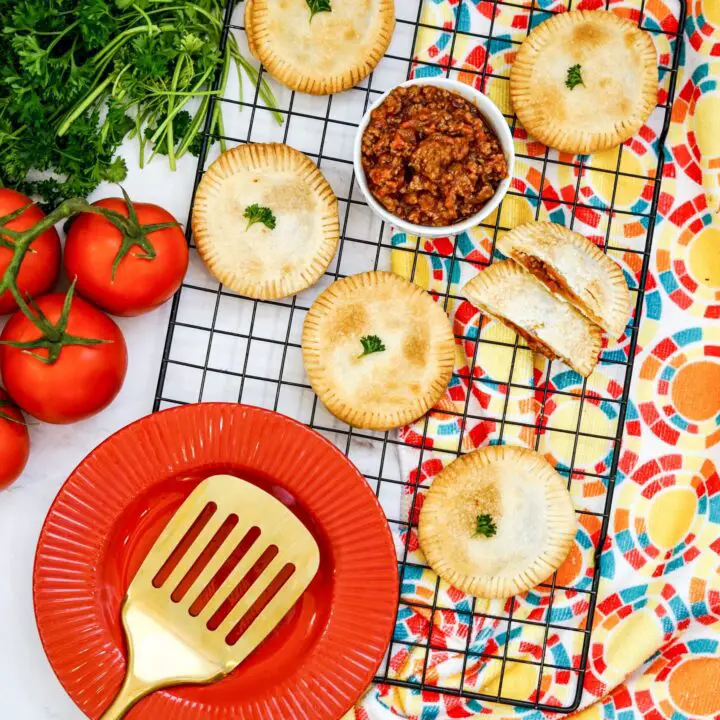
463;261;602;377
497;221;631;340
192;143;339;300
510;10;657;154
302;271;455;430
419;445;577;599
245;0;258;59
246;0;395;95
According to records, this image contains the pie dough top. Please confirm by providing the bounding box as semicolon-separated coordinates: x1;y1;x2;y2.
497;221;632;339
463;261;602;377
249;0;395;95
302;271;455;430
192;143;339;300
419;445;577;599
510;10;658;154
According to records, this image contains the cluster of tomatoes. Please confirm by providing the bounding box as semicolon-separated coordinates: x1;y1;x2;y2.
0;189;189;489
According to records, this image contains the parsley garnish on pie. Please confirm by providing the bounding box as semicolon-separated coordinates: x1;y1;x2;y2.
306;0;332;21
244;204;276;231
474;513;497;538
358;335;385;358
565;64;584;90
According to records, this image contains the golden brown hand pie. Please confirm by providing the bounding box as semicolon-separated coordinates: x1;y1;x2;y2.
419;445;577;599
245;0;258;59
247;0;395;95
192;143;339;299
510;10;658;154
302;271;455;430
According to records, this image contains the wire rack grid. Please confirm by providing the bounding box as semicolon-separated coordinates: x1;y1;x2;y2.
153;0;686;712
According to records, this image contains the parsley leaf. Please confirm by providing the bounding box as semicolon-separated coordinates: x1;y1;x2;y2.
474;514;497;538
565;64;584;91
187;132;205;158
358;335;386;358
306;0;332;21
0;0;283;205
244;204;277;231
144;110;195;157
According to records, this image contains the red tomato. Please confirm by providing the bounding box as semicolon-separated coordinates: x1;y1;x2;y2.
0;294;128;424
64;197;188;317
0;189;61;314
0;388;30;489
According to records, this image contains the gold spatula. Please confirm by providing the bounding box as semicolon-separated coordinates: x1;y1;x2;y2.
100;474;320;720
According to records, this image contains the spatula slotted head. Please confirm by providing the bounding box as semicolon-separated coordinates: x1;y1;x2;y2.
120;474;320;690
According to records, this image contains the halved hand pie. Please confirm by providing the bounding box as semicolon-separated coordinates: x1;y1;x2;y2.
302;271;455;430
497;221;631;340
463;261;602;377
419;445;577;599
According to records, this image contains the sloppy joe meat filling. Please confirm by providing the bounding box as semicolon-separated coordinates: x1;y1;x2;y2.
361;85;508;227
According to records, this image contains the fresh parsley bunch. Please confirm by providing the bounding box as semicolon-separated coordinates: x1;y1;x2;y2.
0;0;282;208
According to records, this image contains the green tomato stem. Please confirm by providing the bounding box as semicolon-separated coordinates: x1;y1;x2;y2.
0;194;174;357
0;198;90;328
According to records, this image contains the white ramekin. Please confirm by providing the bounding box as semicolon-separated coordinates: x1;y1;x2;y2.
353;77;515;239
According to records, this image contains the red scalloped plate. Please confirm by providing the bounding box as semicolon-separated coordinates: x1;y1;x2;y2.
33;404;398;720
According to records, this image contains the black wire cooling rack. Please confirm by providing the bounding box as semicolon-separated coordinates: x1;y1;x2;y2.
153;0;686;712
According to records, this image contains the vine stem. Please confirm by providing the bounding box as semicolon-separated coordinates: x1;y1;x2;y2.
0;201;91;357
0;195;174;350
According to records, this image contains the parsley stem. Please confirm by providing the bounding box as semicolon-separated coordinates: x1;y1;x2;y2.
235;54;284;126
131;2;155;30
216;112;227;154
145;64;216;166
139;2;224;28
175;96;211;160
137;116;147;168
210;43;232;155
46;20;80;53
141;88;222;98
137;103;163;167
228;36;244;106
57;76;114;137
147;65;215;144
111;64;133;98
92;26;161;66
166;55;185;171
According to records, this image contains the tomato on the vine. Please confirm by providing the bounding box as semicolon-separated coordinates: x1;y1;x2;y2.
0;388;29;489
0;293;128;424
0;188;61;314
64;196;188;317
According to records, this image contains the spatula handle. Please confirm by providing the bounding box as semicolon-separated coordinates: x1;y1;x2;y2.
100;671;155;720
